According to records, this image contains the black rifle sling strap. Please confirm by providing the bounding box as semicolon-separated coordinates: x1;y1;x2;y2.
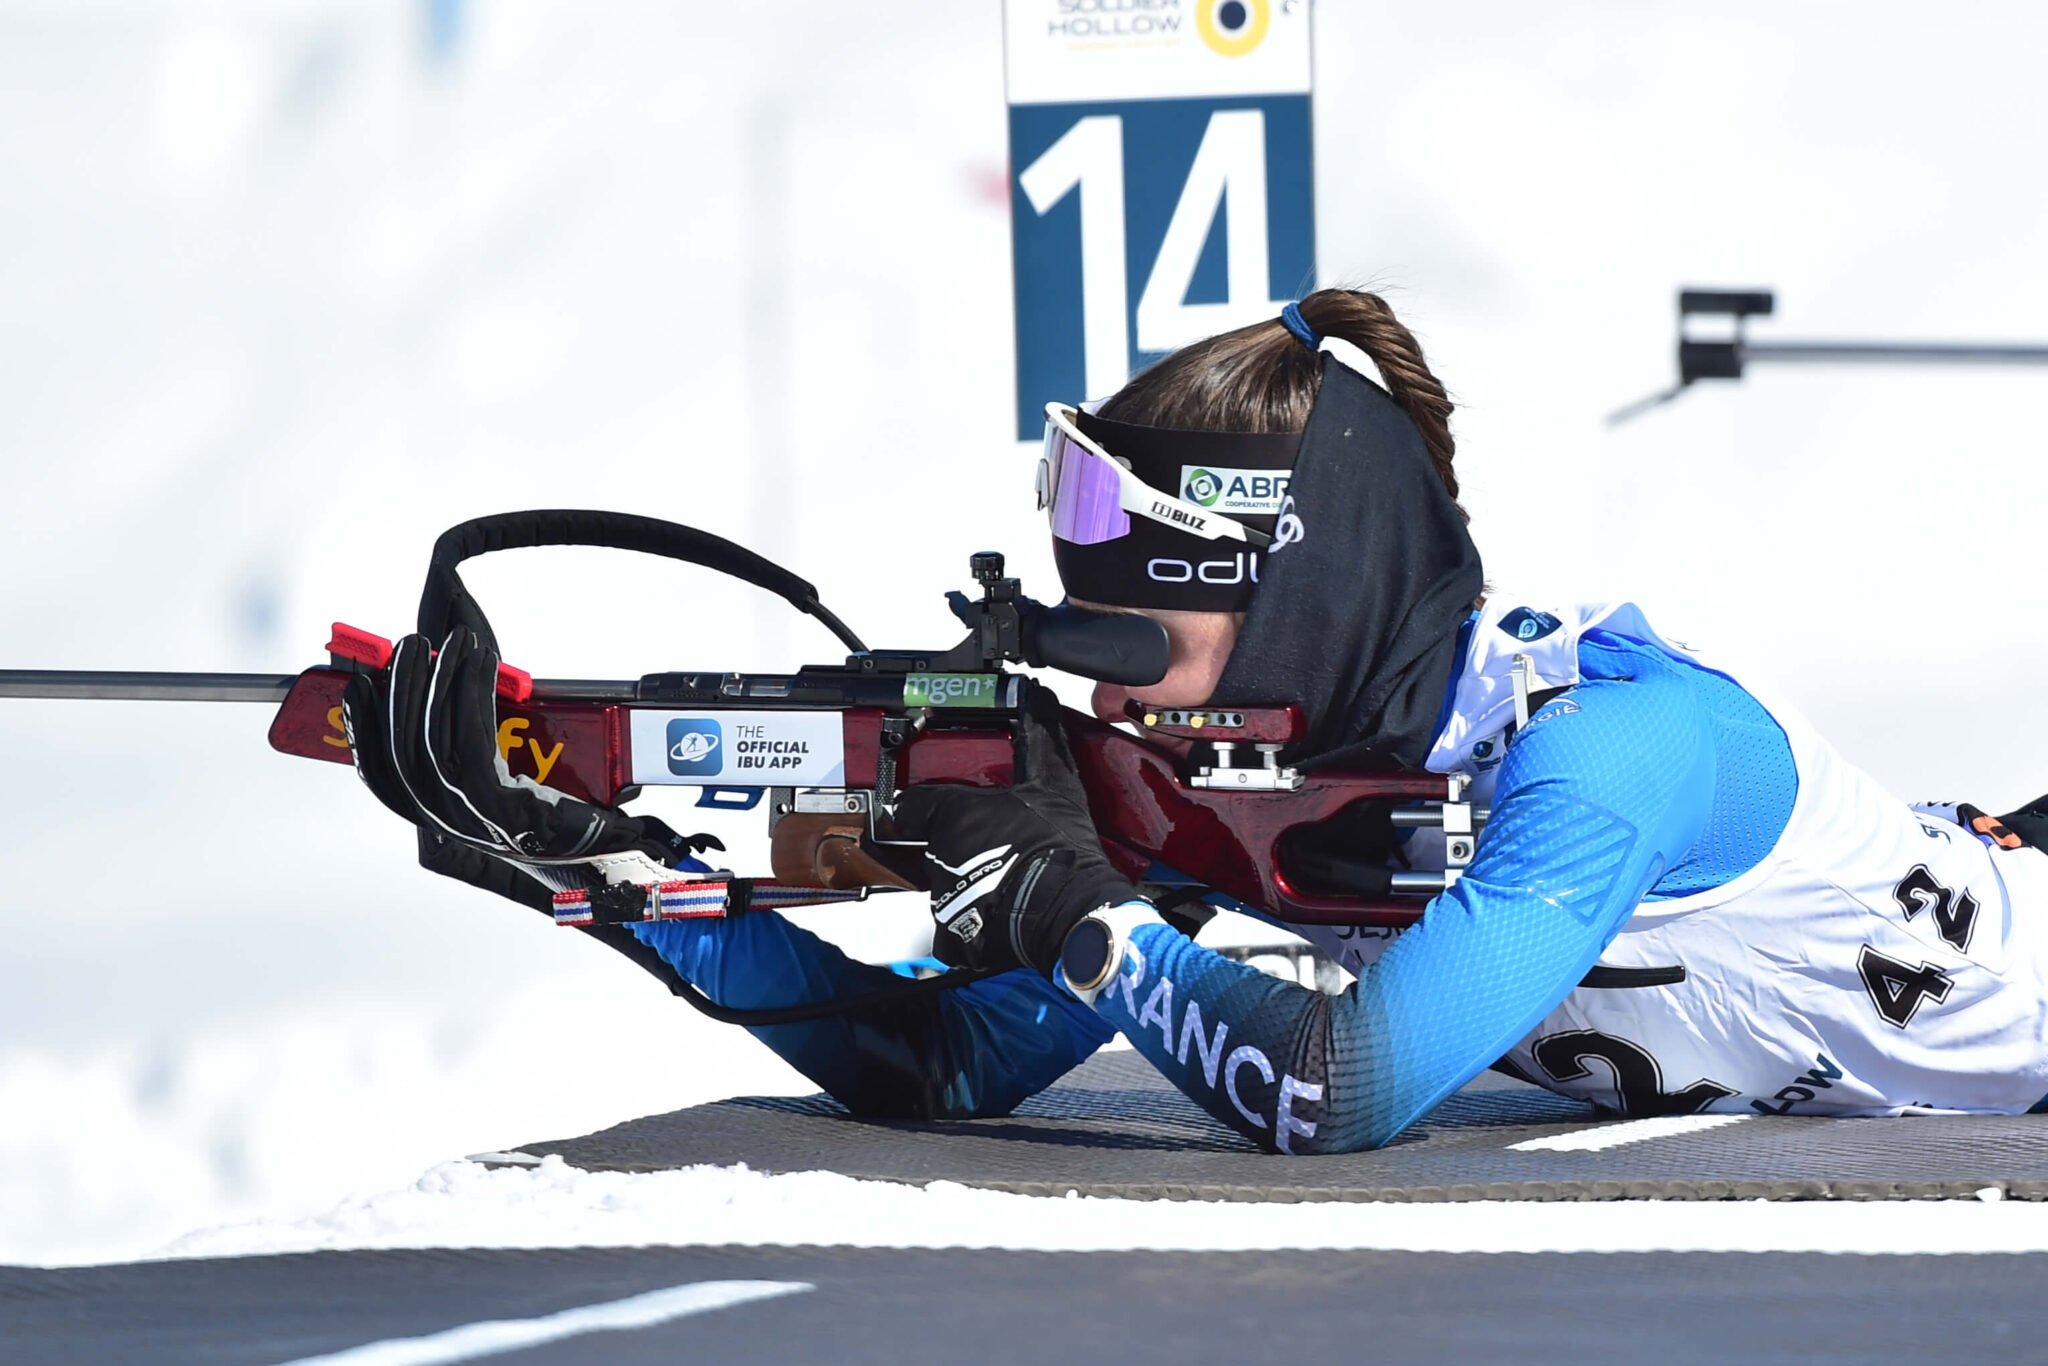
410;511;1015;1026
655;957;1005;1027
423;827;1001;1025
417;509;866;653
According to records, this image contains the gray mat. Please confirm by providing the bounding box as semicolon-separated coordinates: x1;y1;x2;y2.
522;1049;2048;1202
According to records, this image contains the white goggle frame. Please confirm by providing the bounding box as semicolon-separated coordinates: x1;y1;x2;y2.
1037;402;1271;549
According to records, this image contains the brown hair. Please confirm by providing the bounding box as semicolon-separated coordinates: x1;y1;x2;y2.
1096;288;1461;509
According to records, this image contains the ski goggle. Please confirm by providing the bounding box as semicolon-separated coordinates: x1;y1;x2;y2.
1037;403;1272;550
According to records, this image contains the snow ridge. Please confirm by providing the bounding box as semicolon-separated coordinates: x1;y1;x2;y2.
132;1156;2048;1264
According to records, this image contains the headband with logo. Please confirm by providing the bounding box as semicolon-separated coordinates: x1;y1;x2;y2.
1052;416;1301;611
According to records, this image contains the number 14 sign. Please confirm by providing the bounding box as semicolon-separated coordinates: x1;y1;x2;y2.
1004;0;1315;438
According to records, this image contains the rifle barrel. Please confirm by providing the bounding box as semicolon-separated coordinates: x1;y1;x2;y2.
0;670;643;704
0;671;298;702
1744;341;2048;366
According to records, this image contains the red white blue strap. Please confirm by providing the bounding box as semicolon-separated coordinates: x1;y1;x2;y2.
551;877;866;927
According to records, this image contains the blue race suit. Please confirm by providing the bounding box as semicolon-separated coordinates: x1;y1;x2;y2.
1084;627;1796;1151
629;625;1793;1148
630;912;1113;1119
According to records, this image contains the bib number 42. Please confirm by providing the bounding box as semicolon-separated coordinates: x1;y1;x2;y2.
1532;1030;1736;1117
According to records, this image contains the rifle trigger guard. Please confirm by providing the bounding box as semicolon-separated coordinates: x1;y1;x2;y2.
696;787;764;810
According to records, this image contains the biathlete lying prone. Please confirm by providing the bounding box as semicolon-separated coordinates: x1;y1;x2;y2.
345;288;2048;1154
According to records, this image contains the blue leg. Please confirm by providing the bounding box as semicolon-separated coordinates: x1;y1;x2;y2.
631;914;1113;1120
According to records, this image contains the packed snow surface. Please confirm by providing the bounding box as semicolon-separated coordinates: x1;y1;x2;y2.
137;1156;2048;1264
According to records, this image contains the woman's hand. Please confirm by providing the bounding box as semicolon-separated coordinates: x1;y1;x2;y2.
340;627;708;911
889;681;1140;977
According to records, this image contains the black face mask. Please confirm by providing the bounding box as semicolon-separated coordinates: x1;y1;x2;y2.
1205;357;1484;769
1052;415;1300;612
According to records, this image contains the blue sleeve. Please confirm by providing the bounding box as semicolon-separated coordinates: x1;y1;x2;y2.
1089;649;1717;1153
630;911;1113;1120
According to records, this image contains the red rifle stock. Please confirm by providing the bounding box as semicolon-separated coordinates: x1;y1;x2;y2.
264;658;1458;929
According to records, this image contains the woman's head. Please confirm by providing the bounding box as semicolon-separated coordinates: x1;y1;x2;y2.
1066;288;1461;724
1096;289;1460;505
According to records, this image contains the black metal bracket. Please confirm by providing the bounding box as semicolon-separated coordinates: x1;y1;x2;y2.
1609;286;2048;424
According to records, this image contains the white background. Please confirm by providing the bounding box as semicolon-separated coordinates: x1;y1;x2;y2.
2;0;2046;1265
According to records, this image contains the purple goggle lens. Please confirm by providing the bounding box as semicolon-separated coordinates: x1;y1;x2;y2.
1042;422;1131;546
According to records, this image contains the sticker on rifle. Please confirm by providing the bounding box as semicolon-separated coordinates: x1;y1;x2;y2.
664;718;722;776
629;710;845;787
903;674;1002;709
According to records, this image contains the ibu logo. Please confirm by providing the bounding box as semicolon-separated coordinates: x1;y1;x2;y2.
666;718;723;776
1498;607;1563;644
1184;468;1224;507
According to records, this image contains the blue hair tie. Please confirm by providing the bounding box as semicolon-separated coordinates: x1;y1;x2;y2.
1279;300;1321;350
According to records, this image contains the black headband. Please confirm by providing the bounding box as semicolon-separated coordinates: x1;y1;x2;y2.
1208;356;1484;767
1052;414;1301;611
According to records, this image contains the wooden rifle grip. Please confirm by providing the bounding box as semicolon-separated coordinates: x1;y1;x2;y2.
770;812;925;891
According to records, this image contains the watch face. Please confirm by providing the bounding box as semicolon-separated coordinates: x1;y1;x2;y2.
1061;918;1116;990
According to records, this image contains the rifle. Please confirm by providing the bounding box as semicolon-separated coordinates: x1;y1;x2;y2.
0;511;1476;1014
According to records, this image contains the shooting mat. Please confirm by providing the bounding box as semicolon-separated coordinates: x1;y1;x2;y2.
520;1048;2048;1202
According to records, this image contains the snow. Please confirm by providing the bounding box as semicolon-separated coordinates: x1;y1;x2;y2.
5;0;2048;1268
127;1156;2048;1263
1507;1115;1752;1153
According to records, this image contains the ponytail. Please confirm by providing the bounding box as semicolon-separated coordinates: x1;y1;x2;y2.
1096;287;1462;511
1294;290;1458;506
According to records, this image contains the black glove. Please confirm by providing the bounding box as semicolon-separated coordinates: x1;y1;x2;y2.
889;681;1140;977
340;627;710;913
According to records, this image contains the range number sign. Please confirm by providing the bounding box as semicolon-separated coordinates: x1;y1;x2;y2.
1004;1;1315;438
